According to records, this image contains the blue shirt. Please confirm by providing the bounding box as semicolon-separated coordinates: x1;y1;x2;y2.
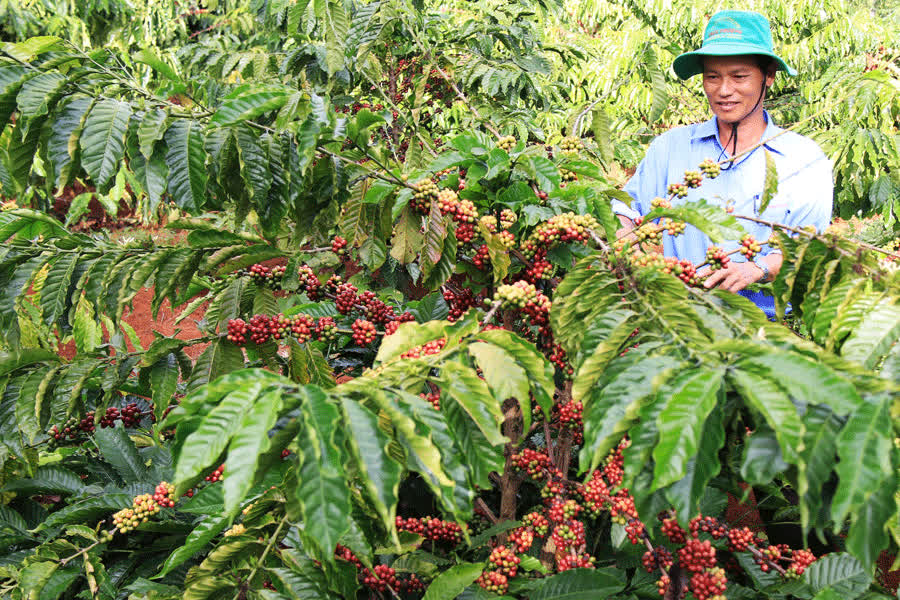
613;111;833;318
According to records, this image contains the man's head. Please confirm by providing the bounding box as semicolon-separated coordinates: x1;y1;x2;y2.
701;54;776;124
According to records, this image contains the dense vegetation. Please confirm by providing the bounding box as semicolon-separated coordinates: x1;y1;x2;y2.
0;0;898;598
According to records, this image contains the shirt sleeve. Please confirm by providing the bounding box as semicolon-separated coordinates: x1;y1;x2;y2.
616;136;668;221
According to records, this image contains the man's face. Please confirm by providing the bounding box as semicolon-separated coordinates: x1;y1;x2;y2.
701;55;775;124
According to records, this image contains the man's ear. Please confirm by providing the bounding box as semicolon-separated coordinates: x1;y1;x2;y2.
765;65;777;88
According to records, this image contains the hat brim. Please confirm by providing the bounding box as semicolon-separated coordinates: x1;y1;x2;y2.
673;44;797;80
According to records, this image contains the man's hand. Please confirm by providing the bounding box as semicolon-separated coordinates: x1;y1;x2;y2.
699;261;764;292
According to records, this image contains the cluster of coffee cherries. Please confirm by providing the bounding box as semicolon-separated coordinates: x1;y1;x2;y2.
520;212;599;259
683;170;704;188
512;448;552;479
636;511;817;598
558;136;584;153
399;337;446;360
667;182;689;198
497;135;517;151
663;218;686;236
411;178;440;214
351;318;377;345
331;236;348;255
699;158;721;179
507;441;635;574
739;234;763;259
705;246;731;271
558;168;578;187
395;516;465;544
226;313;314;345
631;253;700;286
48;403;146;448
443;286;478;321
493;281;552;328
244;263;287;288
103;482;175;540
334;544;425;595
205;464;225;483
476;545;520;594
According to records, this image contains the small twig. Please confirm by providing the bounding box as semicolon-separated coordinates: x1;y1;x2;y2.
59;540;102;566
233;515;289;600
474;498;499;525
736;213;900;260
747;545;788;575
543;419;556;465
481;301;501;326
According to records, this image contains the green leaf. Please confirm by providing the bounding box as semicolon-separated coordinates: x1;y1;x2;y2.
164;120;208;213
134;47;179;81
643;198;744;242
1;465;83;495
438;362;506;446
736;352;861;415
571;308;638;403
800;405;841;530
94;422;148;483
222;389;282;514
420;203;449;281
288;341;336;388
580;356;680;476
727;368;804;465
740;426;787;484
341;398;402;533
38;494;132;531
137;109;169;159
476;329;556;418
525;156;561;192
45;96;93;189
529;567;626;599
236;127;271;209
79;99;132;192
2;36;64;61
839;301;900;369
666;404;725;523
468;342;531;434
644;47;668;123
174;371;276;485
422;563;484;600
149;354;180;424
803;553;871;597
157;513;232;577
590;107;613;164
40;252;78;326
17;71;67;121
73;294;102;353
846;473;895;568
359;237;387;271
810;589;842;600
212;86;290;126
296;388;350;560
186;338;244;391
831;394;893;528
19;561;59;598
759;149;779;213
652;368;723;489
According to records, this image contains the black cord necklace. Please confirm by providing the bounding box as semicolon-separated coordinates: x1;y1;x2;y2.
717;82;767;171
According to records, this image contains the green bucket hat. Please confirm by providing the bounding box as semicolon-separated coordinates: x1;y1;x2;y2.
672;10;796;80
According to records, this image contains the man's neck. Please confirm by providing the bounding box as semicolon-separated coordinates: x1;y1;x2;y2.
716;110;768;156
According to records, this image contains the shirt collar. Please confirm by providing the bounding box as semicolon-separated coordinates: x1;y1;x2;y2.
691;110;786;155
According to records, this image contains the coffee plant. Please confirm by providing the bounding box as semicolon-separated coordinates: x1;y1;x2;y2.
0;0;899;599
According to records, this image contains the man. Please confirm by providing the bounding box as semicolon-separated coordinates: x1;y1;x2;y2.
612;10;833;319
